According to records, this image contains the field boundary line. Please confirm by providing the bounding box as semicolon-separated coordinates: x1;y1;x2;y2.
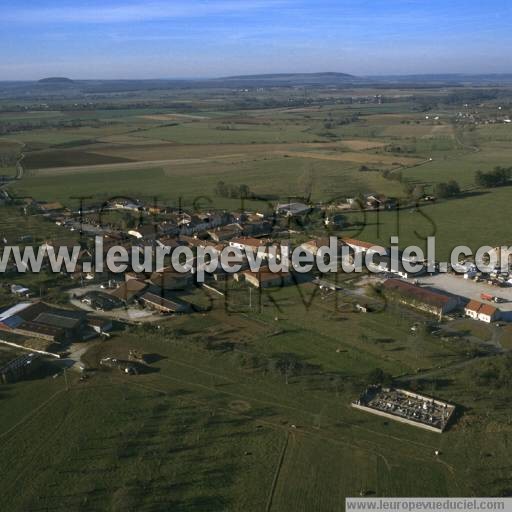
265;431;289;512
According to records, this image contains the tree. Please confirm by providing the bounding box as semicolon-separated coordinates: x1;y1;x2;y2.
238;184;250;199
214;180;228;197
447;179;461;195
434;180;460;198
298;169;314;199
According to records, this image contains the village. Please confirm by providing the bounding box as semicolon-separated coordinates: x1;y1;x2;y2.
1;190;511;434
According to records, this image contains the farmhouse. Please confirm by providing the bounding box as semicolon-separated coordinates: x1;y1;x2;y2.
275;202;311;217
139;291;190;314
150;267;193;291
369;254;426;279
242;267;293;288
464;300;500;323
109;279;148;303
300;238;344;257
229;237;270;254
177;212;225;235
382;279;459;317
342;238;387;256
208;224;243;242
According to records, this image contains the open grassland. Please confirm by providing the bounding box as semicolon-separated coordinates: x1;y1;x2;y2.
1;299;512;510
16;155;406;208
344;186;512;259
0;372;282;511
222;283;472;374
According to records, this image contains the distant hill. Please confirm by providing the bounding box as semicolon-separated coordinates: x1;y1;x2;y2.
38;77;75;84
217;72;359;86
222;72;355;80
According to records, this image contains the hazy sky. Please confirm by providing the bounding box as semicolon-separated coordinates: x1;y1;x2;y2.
0;0;511;80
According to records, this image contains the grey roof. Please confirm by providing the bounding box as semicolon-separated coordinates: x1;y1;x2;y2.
33;312;82;330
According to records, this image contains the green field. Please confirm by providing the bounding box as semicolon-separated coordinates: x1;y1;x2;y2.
6;95;512;255
1;294;511;510
2;83;512;510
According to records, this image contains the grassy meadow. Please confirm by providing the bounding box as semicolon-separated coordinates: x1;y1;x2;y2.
2;86;512;510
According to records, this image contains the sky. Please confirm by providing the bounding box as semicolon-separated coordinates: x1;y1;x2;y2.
0;0;511;80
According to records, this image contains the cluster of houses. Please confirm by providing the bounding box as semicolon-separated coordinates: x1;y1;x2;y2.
4;191;510;333
103;270;192;314
21;196;274;239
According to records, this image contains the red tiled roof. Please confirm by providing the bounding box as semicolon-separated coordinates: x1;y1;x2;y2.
382;279;451;308
479;304;498;317
465;300;482;313
464;300;497;317
243;266;290;281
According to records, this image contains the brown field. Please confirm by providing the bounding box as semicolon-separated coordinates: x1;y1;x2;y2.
28;142;424;175
361;113;426;124
340;139;388;151
382;124;451;138
277;149;423;166
95;134;172;145
138;113;209;121
425;124;455;137
28;158;214;176
90;142;291;161
23;148;133;170
0;140;24;151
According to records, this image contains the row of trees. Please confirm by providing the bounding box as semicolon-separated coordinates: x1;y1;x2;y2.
405;180;461;200
323;113;359;129
214;181;255;199
475;166;512;188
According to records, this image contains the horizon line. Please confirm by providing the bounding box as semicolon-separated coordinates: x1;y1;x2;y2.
3;71;512;83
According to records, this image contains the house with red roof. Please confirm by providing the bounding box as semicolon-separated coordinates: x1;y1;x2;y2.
464;300;500;323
